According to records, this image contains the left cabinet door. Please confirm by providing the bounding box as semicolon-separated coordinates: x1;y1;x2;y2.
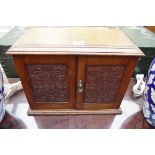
13;55;76;110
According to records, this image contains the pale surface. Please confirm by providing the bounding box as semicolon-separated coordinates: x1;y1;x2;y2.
7;27;144;56
14;27;136;47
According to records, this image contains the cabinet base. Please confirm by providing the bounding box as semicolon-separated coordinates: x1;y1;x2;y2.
27;108;122;115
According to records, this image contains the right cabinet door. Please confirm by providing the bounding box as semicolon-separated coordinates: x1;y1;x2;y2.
76;56;138;110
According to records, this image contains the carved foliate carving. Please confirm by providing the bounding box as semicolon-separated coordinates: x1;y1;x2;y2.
84;65;126;103
26;64;68;103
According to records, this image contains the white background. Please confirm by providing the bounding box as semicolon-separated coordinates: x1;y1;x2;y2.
0;0;155;155
0;0;155;26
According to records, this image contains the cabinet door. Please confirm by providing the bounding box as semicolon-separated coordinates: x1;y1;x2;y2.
76;56;137;110
13;55;76;110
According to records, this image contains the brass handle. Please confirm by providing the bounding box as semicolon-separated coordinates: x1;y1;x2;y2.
78;80;84;93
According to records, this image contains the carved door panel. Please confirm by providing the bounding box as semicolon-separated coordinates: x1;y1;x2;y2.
76;56;137;110
13;55;76;110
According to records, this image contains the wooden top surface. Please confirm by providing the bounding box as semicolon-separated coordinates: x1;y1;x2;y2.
7;27;144;56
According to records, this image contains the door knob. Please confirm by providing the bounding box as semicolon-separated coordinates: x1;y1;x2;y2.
78;80;84;93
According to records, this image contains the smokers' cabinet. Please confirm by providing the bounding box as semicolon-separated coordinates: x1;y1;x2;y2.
7;27;144;115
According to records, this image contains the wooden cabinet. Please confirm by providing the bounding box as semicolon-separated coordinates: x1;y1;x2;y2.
7;27;144;115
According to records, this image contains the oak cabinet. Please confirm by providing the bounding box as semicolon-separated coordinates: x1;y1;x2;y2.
7;27;144;115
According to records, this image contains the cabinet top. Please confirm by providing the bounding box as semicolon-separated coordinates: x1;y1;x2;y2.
7;27;144;56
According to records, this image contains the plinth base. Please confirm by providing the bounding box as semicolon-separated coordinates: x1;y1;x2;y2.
27;108;122;115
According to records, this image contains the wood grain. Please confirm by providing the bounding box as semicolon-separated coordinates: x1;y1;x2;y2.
7;27;144;56
27;108;122;115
